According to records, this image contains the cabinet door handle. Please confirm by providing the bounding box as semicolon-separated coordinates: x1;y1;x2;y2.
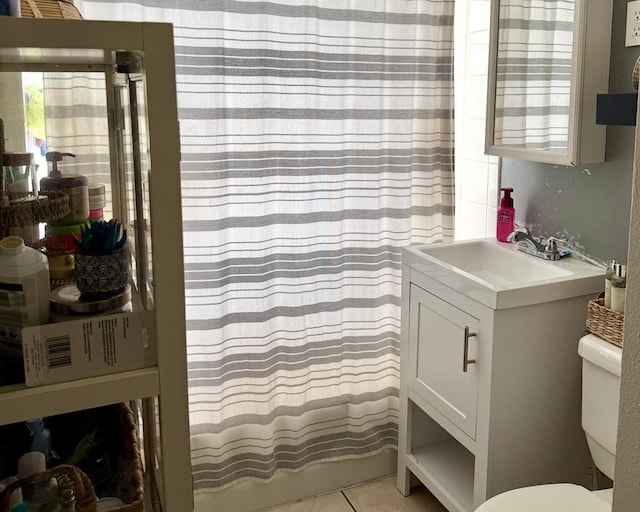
463;326;477;372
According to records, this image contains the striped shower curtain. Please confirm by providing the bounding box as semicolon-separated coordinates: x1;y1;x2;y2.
63;0;455;492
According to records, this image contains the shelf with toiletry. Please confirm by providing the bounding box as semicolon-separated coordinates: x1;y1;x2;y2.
0;17;192;512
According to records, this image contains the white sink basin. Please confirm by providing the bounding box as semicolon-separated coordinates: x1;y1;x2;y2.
404;238;605;309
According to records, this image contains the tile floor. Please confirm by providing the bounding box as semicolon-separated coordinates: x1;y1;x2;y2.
261;476;447;512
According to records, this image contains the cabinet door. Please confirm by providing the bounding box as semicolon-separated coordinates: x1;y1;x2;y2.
408;284;480;439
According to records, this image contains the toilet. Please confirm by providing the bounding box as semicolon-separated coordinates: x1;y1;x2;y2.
476;334;622;512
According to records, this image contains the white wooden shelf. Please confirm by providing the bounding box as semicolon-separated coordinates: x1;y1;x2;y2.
407;440;474;512
0;367;160;426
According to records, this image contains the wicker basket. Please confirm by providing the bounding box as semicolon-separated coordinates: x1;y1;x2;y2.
20;0;82;19
47;403;145;512
0;118;70;235
111;403;145;512
0;404;145;512
586;298;624;347
0;464;98;512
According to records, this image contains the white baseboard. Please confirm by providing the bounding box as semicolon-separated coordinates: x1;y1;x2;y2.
194;448;397;512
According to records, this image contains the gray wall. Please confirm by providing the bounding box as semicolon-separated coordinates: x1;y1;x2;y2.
501;0;638;264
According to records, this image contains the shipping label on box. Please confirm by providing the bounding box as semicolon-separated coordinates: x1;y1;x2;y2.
22;311;157;387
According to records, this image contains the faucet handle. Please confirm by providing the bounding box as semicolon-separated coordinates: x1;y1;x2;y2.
544;237;566;253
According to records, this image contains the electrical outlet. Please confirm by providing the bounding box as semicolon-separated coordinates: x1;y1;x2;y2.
626;0;640;47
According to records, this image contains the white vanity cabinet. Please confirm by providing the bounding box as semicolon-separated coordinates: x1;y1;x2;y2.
397;249;603;512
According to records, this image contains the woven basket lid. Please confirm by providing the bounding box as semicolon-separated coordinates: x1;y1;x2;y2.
20;0;83;19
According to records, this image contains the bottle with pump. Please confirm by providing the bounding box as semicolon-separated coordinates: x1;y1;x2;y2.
496;187;515;242
39;152;89;226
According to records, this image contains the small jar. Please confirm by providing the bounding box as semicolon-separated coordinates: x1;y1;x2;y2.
42;222;87;256
50;283;132;322
88;183;106;220
3;152;36;198
611;264;627;314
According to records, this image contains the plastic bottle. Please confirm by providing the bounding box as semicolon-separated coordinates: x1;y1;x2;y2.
604;260;618;309
611;264;627;313
17;452;58;512
496;187;515;242
0;236;50;346
26;419;51;460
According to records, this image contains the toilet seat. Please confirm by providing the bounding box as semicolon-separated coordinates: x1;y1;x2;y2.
475;484;611;512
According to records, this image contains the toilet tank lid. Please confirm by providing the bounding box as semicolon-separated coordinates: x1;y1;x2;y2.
579;334;622;377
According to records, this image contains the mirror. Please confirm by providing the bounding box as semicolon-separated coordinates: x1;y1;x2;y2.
485;0;612;166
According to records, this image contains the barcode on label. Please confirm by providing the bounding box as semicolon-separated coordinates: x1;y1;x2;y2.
46;335;71;369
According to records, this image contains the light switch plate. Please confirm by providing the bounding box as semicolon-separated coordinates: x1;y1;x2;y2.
626;0;640;47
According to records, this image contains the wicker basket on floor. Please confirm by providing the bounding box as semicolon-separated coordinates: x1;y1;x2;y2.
586;298;624;347
20;0;83;19
0;464;98;512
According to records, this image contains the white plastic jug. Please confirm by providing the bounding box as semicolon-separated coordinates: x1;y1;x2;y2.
0;236;49;345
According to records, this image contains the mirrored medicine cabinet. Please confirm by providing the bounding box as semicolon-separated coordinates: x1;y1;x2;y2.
485;0;613;166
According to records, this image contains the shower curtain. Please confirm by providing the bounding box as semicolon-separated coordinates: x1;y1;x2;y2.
54;0;455;492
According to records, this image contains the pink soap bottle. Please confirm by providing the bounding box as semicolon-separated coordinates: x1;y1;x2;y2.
496;187;515;242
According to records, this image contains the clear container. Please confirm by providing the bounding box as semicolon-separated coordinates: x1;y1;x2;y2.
3;152;36;197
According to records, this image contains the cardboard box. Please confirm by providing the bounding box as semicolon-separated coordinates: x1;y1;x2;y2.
22;311;157;387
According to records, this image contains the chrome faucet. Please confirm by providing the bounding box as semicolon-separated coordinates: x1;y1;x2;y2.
507;228;563;261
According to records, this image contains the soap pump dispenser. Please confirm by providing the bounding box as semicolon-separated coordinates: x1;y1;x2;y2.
40;152;89;226
496;187;515;242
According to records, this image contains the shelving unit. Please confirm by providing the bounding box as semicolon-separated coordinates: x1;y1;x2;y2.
0;18;193;512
